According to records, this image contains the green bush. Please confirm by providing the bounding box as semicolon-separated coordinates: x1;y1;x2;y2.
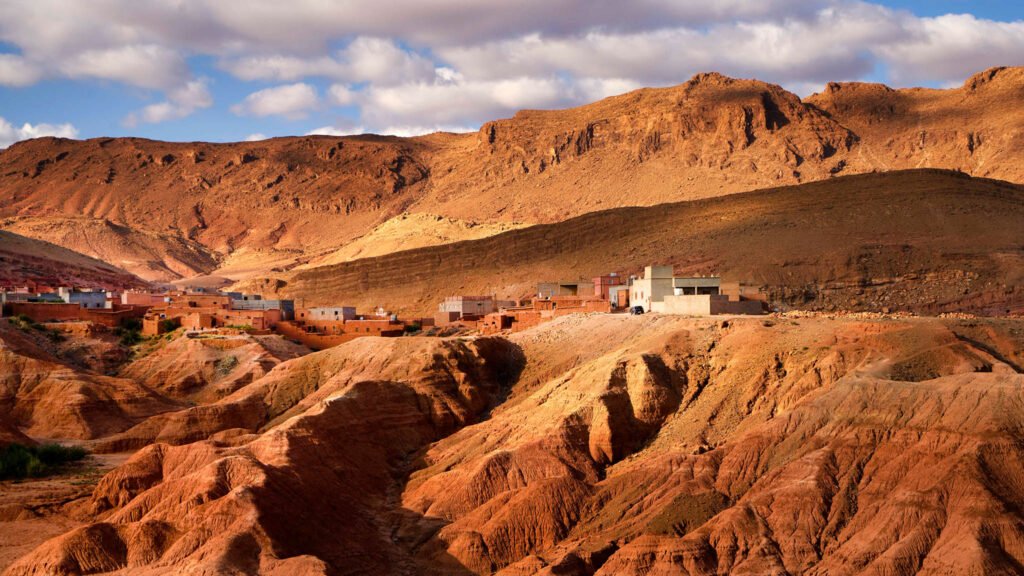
158;319;179;333
10;314;42;331
121;318;143;332
113;324;142;346
0;443;88;480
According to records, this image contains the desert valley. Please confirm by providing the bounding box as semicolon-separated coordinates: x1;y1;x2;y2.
1;3;1024;574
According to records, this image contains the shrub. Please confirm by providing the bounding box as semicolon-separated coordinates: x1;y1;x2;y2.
121;318;143;332
0;443;88;480
158;319;179;333
215;355;239;375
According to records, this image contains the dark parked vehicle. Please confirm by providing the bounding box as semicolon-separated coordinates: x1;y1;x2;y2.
629;306;645;315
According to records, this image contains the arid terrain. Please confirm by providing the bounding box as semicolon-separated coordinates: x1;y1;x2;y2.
2;64;1024;576
1;67;1022;282
0;230;146;291
2;313;1024;575
249;169;1024;317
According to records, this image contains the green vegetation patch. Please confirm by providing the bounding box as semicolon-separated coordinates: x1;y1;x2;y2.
0;443;89;480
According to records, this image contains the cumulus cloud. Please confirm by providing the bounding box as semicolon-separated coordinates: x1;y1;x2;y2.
0;54;42;86
245;133;267;141
877;14;1024;85
59;44;188;90
305;124;364;136
231;83;319;119
328;84;358;106
0;117;78;148
359;72;569;129
125;78;214;126
0;0;1022;137
219;37;435;85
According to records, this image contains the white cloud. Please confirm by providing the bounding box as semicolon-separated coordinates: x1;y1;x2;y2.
328;84;358;106
0;54;42;86
231;83;319;119
876;14;1024;85
58;44;188;90
305;125;364;136
0;1;1022;137
125;78;214;126
245;133;267;141
0;116;78;148
377;125;478;137
360;72;569;128
219;36;434;85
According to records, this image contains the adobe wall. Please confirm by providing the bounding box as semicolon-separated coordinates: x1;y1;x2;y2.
652;295;711;315
5;302;146;327
710;298;766;315
275;321;374;350
655;295;765;316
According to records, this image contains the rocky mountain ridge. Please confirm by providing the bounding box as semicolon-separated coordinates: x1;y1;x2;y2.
1;66;1022;282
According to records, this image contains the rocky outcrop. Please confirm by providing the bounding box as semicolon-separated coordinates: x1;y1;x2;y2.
4;335;523;575
0;322;176;439
9;314;1024;575
3;67;1024;281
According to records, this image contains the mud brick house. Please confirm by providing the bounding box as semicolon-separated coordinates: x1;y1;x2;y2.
592;274;626;299
436;295;516;326
230;294;295;320
4;300;148;327
276;308;404;350
536;280;595;299
121;291;169;306
141;292;292;335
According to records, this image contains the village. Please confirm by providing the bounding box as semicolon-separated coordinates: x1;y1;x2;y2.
0;266;766;351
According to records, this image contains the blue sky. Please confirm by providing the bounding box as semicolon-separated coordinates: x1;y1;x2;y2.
0;0;1021;147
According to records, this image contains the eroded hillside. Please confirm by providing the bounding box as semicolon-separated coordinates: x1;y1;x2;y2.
1;67;1023;281
4;314;1024;575
253;169;1024;317
0;230;147;291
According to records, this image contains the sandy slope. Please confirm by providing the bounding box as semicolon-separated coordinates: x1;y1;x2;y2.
1;67;1023;280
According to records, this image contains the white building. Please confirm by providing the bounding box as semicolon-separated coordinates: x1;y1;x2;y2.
629;266;721;313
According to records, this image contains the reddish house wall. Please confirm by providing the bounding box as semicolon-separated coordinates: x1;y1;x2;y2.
5;302;147;327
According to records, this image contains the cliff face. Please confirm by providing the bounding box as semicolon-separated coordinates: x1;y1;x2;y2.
1;67;1023;281
6;314;1024;575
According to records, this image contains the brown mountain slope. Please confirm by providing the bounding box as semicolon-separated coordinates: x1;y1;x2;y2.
0;229;147;290
6;314;1024;575
1;67;1023;280
0;322;177;440
252;169;1024;317
1;216;218;283
0;134;435;281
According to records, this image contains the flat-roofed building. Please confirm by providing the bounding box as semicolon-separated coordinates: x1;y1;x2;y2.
298;306;356;322
537;280;595;299
630;266;721;313
629;265;764;315
57;287;109;309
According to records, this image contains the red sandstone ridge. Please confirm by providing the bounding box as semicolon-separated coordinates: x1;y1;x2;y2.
1;67;1023;281
5;314;1024;575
